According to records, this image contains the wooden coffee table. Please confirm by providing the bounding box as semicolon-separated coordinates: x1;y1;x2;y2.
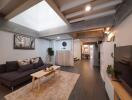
31;65;61;91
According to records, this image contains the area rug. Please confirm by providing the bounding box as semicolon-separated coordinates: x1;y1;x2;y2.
4;71;80;100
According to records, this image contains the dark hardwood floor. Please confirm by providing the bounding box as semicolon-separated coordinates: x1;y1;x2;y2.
0;60;109;100
61;60;109;100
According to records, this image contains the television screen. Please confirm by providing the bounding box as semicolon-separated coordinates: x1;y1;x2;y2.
114;45;132;94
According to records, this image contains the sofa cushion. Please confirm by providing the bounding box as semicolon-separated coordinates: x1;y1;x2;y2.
33;63;41;69
0;64;6;73
39;57;44;66
6;61;18;72
31;57;39;64
0;69;37;82
33;57;44;69
18;64;34;72
0;71;19;82
38;66;47;70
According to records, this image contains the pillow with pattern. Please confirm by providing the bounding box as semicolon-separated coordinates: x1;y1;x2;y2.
18;59;30;66
31;57;39;64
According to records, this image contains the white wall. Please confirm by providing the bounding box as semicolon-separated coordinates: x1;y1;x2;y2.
53;39;73;64
101;12;132;73
100;13;132;100
100;42;114;100
114;13;132;46
50;39;74;66
73;39;81;59
100;42;114;81
54;39;73;51
0;31;50;64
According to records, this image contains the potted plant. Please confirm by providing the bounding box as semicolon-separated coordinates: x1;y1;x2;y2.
106;65;115;79
47;48;54;62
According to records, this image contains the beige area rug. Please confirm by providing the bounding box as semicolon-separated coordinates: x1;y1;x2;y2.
5;71;80;100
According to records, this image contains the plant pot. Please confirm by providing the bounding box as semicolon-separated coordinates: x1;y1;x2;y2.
108;74;116;80
108;74;112;78
48;56;54;64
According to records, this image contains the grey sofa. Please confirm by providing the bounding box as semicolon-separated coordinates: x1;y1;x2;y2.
0;57;52;91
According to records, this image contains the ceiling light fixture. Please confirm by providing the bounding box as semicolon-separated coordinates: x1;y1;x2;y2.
57;36;60;39
85;4;92;12
105;31;110;34
106;27;111;31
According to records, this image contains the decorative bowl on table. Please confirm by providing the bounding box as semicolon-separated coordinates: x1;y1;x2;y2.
45;67;54;72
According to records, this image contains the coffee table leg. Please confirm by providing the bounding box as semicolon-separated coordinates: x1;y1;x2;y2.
37;78;40;92
54;71;56;76
55;68;60;78
32;77;35;90
58;68;61;76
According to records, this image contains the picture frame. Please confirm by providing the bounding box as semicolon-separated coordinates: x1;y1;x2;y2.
14;34;35;50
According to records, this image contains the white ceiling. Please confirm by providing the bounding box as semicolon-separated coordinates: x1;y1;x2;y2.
9;0;67;32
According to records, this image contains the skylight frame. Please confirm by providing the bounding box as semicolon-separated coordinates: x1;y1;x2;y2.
10;0;67;32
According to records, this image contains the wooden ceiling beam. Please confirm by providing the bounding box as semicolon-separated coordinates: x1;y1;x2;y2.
0;0;10;10
80;38;102;43
71;33;78;39
46;0;69;24
77;31;104;39
88;28;104;32
5;0;42;20
39;15;114;37
69;9;116;23
66;0;123;19
71;30;104;40
83;42;96;45
60;0;93;12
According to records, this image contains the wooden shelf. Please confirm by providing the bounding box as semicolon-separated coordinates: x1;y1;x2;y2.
111;80;132;100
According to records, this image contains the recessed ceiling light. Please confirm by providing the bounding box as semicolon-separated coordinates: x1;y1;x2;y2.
57;36;60;39
85;5;92;12
83;45;88;47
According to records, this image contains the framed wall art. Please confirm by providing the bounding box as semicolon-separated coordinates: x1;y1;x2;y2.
14;34;35;50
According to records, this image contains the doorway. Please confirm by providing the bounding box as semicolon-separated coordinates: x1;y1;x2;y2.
81;44;94;60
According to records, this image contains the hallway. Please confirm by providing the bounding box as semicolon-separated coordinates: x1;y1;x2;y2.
61;60;109;100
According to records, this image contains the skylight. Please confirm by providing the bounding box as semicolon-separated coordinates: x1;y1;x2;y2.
10;0;67;32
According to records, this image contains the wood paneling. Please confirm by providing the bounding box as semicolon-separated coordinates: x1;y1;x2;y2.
5;0;42;20
0;0;27;16
46;0;69;24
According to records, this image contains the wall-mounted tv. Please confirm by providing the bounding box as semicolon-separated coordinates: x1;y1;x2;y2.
114;45;132;95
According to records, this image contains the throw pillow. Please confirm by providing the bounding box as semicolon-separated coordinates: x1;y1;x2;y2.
33;57;44;69
31;57;39;64
39;57;44;66
18;59;30;66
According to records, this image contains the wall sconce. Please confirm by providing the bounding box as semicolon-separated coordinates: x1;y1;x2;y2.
104;27;111;35
107;32;115;42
